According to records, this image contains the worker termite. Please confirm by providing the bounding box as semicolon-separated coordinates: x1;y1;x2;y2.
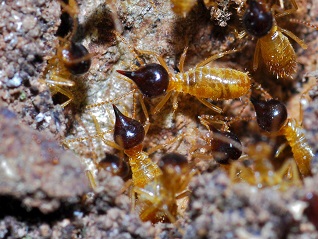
106;104;163;188
116;37;251;115
230;141;301;189
135;153;193;223
251;97;314;177
242;0;317;79
196;100;302;189
42;0;91;107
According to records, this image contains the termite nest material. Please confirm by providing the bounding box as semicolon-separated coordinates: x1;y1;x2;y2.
48;0;318;235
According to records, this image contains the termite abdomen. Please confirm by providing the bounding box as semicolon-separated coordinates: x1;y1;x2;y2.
63;42;91;75
117;63;169;97
251;98;287;132
243;0;273;37
113;105;145;149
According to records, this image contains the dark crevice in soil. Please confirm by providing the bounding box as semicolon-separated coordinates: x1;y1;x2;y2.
0;196;84;226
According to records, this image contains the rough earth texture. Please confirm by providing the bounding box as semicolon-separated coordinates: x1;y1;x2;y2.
1;0;318;238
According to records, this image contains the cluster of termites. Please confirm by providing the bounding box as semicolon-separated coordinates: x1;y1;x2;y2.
46;0;317;224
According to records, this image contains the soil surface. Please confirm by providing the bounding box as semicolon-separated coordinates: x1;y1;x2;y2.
1;0;318;238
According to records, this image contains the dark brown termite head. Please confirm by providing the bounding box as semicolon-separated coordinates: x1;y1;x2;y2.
243;0;273;38
210;129;242;164
62;42;91;75
113;105;145;150
251;98;287;132
98;153;131;180
158;153;189;175
117;63;169;98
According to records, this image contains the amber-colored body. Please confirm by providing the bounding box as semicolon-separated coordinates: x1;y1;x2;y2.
112;105;162;188
280;118;314;176
124;145;162;188
44;40;74;107
243;0;308;79
252;98;313;177
43;0;91;107
112;108;192;222
135;153;192;223
255;25;298;79
230;142;301;189
117;47;251;114
171;67;250;100
170;0;197;17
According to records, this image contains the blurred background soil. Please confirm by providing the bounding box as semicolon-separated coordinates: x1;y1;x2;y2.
0;0;318;238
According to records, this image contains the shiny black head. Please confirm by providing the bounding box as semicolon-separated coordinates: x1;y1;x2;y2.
63;42;91;75
211;129;242;164
117;63;169;98
113;105;145;149
251;98;287;132
159;153;189;175
243;0;273;37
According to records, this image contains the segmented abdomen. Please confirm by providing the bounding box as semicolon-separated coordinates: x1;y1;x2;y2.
170;67;250;100
281;118;313;176
128;151;162;188
260;32;296;79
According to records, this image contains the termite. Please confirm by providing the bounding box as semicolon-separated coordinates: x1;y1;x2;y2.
251;97;313;177
42;0;91;107
230;141;301;189
198;102;302;188
135;153;193;223
196;100;302;188
110;104;162;188
116;40;251;114
63;113;131;189
242;0;317;79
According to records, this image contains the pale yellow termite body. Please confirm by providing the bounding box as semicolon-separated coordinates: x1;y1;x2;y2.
170;67;251;100
229;142;301;189
140;48;252;114
280;118;314;177
255;25;299;79
124;145;162;188
249;0;310;79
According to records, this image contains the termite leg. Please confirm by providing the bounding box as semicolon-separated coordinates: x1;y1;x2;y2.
138;94;151;134
178;46;189;73
278;27;307;49
253;40;261;71
276;159;301;185
146;132;187;155
136;49;174;78
49;85;74;108
195;48;240;68
273;0;298;19
151;91;173;114
90;113;123;151
197;98;223;114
